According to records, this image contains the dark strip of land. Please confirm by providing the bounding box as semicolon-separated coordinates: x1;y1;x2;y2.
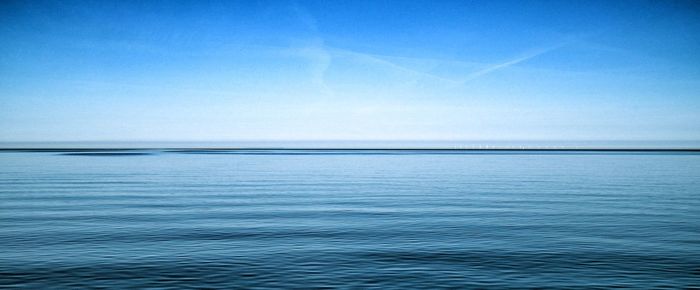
0;148;699;152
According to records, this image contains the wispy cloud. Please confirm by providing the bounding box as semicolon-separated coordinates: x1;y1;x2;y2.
289;2;581;92
327;47;462;85
290;2;334;96
458;38;576;84
289;1;464;94
290;0;319;32
298;38;334;95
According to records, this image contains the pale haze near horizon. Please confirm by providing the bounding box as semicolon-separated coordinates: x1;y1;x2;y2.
1;0;699;143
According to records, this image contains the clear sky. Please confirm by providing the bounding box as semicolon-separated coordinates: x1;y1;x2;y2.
1;0;699;142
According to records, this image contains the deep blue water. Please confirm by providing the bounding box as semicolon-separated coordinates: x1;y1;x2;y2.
1;150;699;288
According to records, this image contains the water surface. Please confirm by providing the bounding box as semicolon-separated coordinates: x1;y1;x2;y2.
1;150;699;288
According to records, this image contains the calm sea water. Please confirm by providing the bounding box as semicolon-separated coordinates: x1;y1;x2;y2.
1;149;699;288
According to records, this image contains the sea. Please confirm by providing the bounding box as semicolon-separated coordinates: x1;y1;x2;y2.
1;142;699;288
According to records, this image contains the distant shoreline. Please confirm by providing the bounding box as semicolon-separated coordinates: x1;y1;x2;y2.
1;148;699;152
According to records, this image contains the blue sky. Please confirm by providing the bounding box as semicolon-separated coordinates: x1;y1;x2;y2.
1;0;699;141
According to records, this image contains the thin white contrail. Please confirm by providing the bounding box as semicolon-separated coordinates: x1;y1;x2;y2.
329;37;578;87
328;47;461;85
459;39;574;84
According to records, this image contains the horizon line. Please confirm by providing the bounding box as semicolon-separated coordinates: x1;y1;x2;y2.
2;148;699;152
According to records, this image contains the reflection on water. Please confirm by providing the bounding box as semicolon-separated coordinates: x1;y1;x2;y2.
1;150;699;288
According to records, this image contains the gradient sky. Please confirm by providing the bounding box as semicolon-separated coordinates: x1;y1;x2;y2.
1;0;699;141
